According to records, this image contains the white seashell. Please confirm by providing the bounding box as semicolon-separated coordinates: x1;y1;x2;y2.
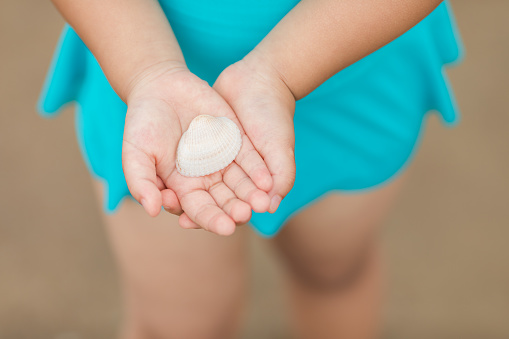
176;115;242;177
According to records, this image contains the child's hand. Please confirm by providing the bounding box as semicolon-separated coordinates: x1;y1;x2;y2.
213;52;297;213
122;62;272;236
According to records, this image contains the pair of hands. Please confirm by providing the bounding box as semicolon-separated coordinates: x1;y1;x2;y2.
122;53;297;235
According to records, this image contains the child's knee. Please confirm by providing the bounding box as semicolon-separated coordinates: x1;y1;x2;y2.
278;236;378;291
272;185;403;292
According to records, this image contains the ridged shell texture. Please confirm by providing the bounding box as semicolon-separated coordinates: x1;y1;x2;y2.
176;115;242;177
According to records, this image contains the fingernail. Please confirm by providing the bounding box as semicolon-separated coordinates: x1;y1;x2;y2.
269;195;282;213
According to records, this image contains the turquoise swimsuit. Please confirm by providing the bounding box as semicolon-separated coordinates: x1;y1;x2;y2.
38;0;463;237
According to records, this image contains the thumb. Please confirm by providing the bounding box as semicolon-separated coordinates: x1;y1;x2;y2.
264;146;296;213
122;141;162;217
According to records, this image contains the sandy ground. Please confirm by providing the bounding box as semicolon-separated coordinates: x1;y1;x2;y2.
1;1;508;338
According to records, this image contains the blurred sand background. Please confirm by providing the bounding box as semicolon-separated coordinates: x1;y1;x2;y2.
1;0;508;338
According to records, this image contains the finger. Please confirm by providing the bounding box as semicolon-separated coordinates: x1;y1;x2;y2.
223;163;271;213
235;136;273;192
264;147;296;213
179;189;236;236
155;175;166;190
122;141;162;217
178;213;201;229
161;188;183;215
208;181;251;225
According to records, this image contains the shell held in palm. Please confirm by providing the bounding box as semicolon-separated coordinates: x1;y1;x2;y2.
176;115;242;177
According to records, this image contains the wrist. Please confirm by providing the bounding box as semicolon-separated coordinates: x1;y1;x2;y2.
241;49;296;107
122;59;188;103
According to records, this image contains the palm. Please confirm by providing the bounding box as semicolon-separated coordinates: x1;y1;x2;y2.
123;69;272;235
214;59;297;212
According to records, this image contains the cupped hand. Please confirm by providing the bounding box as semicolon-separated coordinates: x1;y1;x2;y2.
122;62;273;235
213;52;297;213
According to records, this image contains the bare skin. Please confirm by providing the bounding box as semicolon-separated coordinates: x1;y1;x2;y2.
50;0;278;234
122;64;274;235
51;0;444;234
273;174;406;339
50;0;444;337
93;182;249;339
94;173;405;338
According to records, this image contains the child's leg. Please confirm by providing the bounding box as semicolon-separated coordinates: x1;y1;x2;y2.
271;175;406;339
92;181;249;339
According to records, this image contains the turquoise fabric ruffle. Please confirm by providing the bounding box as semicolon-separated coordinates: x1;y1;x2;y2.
39;1;463;237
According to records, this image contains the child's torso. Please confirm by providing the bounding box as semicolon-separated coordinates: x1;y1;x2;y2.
158;0;300;81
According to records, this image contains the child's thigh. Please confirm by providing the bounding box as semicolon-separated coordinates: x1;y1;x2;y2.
271;175;406;289
92;181;249;337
